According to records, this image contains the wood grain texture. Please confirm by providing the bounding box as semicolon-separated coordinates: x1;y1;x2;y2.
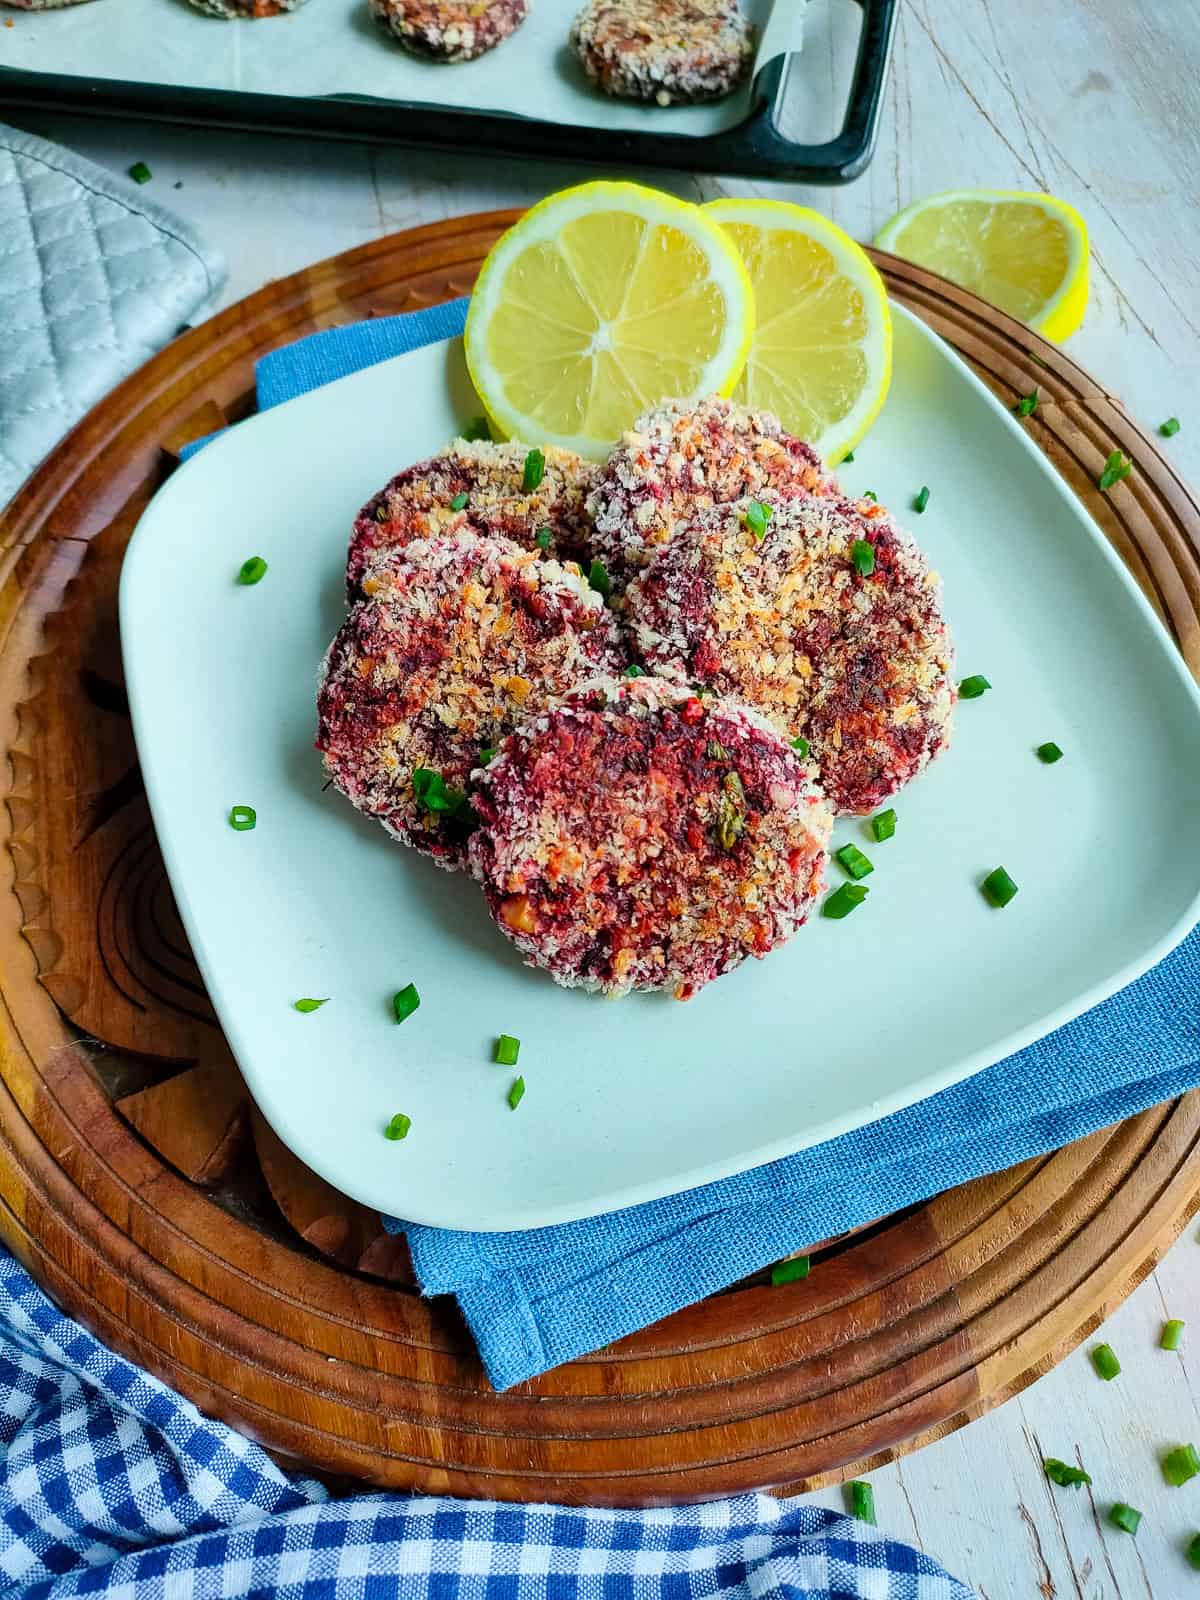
1;208;1198;1508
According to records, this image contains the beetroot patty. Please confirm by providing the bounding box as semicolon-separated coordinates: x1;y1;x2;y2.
317;532;626;869
587;396;836;585
468;675;833;997
624;493;955;815
348;439;597;599
369;0;529;59
569;0;754;106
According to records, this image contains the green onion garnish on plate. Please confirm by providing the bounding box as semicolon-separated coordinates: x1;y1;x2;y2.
450;491;469;511
770;1255;810;1286
1162;1319;1185;1351
835;844;874;880
790;736;810;757
1163;1445;1200;1486
744;500;772;539
293;998;328;1013
128;161;152;185
237;556;268;585
1160;417;1181;438
1091;1342;1120;1380
1036;742;1064;764
862;490;877;502
1044;1458;1092;1489
913;485;930;513
871;808;896;842
850;539;875;576
522;448;545;492
1098;449;1132;492
982;867;1019;908
393;984;420;1024
842;450;855;463
412;767;471;820
1015;387;1039;418
384;1112;411;1141
228;805;256;832
824;883;868;919
494;1034;520;1066
958;674;990;699
1108;1503;1141;1535
849;1481;876;1525
507;1075;526;1110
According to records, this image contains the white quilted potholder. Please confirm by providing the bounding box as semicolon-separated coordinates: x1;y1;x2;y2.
0;123;228;506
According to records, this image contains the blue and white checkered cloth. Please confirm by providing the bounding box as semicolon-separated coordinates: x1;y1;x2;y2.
183;303;1200;1395
0;1248;973;1598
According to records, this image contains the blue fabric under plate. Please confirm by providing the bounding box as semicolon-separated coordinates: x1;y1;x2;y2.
206;304;1200;1394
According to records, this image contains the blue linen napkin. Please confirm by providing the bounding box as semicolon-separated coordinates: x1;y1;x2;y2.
0;1248;973;1600
188;303;1200;1394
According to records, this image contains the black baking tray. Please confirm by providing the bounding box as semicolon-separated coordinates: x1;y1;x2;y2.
0;0;896;182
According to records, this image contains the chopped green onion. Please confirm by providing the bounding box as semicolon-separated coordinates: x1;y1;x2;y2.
744;500;772;539
913;485;930;513
237;556;268;585
842;450;855;463
850;539;876;576
1044;1458;1092;1489
384;1112;411;1141
293;998;328;1013
507;1075;525;1110
1036;741;1064;764
1091;1342;1120;1381
128;161;152;185
535;527;552;551
1015;387;1039;418
982;867;1019;908
1160;417;1181;438
790;736;810;758
835;843;874;880
770;1254;810;1286
479;746;498;765
862;490;877;502
392;983;420;1024
1162;1319;1185;1351
494;1034;520;1067
412;767;471;820
871;808;896;842
588;559;612;601
1163;1444;1200;1486
450;491;469;511
849;1481;876;1525
1109;1503;1141;1535
624;664;646;678
1189;1533;1200;1570
462;415;491;442
522;448;545;492
1098;449;1132;492
958;674;991;699
228;805;257;832
823;883;869;919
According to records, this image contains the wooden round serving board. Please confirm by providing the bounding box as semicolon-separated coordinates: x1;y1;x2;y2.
2;211;1199;1505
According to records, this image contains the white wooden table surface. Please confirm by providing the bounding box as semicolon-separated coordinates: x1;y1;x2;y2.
7;1;1200;1592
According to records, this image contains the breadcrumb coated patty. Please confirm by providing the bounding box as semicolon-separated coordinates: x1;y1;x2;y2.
468;674;833;998
317;532;627;869
587;396;835;584
624;493;954;815
569;0;754;105
185;0;306;16
348;439;597;599
369;0;530;61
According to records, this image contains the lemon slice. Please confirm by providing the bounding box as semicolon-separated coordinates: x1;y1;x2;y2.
874;189;1089;341
704;198;892;466
465;181;754;460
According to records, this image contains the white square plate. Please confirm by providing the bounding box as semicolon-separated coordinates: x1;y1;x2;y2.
120;307;1200;1231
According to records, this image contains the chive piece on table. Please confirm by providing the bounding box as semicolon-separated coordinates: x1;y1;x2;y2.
862;490;877;502
393;983;420;1024
1109;1503;1142;1535
913;485;930;513
522;448;545;493
1036;741;1064;764
588;559;612;601
1015;387;1039;418
507;1075;525;1111
958;674;991;699
462;415;491;442
1162;1319;1186;1352
790;736;810;758
1044;1458;1092;1489
1189;1533;1200;1570
1091;1342;1121;1381
1163;1445;1200;1487
850;539;876;577
237;556;268;585
128;161;152;184
842;450;855;462
384;1112;411;1141
293;998;328;1013
744;499;772;539
1098;449;1132;492
849;1481;876;1525
535;527;552;551
494;1034;520;1067
835;843;874;881
1160;417;1181;438
450;491;469;511
982;867;1019;908
824;883;869;920
770;1254;810;1287
228;805;257;832
871;808;897;842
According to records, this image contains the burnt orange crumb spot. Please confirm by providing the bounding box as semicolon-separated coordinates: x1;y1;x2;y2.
500;894;538;934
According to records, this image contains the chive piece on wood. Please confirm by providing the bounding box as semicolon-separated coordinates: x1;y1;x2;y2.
770;1255;810;1286
1091;1342;1120;1381
1108;1503;1141;1535
1161;1319;1185;1352
1044;1458;1092;1489
1163;1445;1200;1487
848;1481;876;1525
